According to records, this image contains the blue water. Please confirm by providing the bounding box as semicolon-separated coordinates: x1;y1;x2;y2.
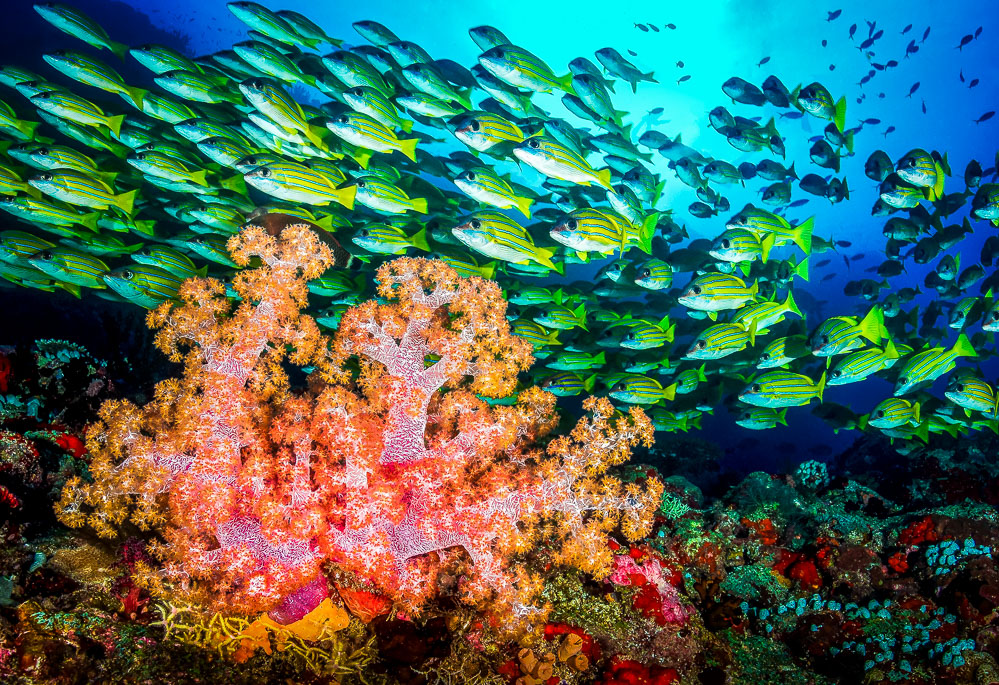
2;0;996;473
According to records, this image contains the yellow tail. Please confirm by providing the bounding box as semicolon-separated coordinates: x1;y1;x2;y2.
514;194;533;218
115;188;138;215
397;137;419;162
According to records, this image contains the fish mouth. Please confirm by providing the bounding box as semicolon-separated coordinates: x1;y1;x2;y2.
511;147;531;163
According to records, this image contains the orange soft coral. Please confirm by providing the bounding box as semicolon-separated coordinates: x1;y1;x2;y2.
56;227;662;636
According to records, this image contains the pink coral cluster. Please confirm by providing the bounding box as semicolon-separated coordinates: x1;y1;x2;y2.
607;550;690;625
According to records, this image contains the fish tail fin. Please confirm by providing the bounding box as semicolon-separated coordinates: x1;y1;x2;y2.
795;255;810;282
79;212;100;231
644;70;657;84
857;413;869;431
190;169;209;187
534;246;559;272
833;96;847;132
951;332;978;358
857;306;885;343
106;114;126;138
761;233;776;263
126;87;147;109
747;319;758;347
397;137;419;162
653;180;666;204
478;261;497;279
748;280;760;297
697;363;707;382
842;177;850;200
304;125;327;149
410;227;430;252
573;303;587;330
547;330;561;346
739;262;751;277
793;216;814;254
596;167;613;190
784;289;802;318
135;219;156;236
915;421;930;444
788;161;798;180
931;161;946;200
409;197;429;214
912;402;921;424
815;371;827;403
60;282;82;298
583;374;597;393
594;351;606;365
335;184;357;210
115;188;138;215
514;194;532;218
108;39;129;61
764;117;779;139
555;72;575;94
662;382;677;402
349;147;372;169
638;211;658;254
220;174;248;195
777;408;788;426
883;337;900;359
844;131;855;154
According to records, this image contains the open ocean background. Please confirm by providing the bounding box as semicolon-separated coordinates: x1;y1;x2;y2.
2;0;996;476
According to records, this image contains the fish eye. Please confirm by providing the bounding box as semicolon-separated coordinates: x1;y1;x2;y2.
351;88;364;96
258;167;271;177
721;239;730;249
135;153;146;161
470;120;481;132
465;171;476;180
567;219;577;229
36;92;49;99
641;269;651;278
360;229;369;237
40;173;52;181
338;114;349;123
692;285;702;295
695;340;706;349
471;219;482;229
821;335;830;344
760;353;770;360
956;384;965;392
898;376;908;385
356;180;365;188
528;139;540;149
751;384;761;392
37;148;49;155
875;410;885;418
122;270;133;279
831;370;842;378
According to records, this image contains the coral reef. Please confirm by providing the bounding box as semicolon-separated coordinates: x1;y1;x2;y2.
0;226;996;683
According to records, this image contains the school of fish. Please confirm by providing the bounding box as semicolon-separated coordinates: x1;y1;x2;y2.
1;2;998;451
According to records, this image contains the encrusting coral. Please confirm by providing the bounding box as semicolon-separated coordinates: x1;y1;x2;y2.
54;222;663;637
